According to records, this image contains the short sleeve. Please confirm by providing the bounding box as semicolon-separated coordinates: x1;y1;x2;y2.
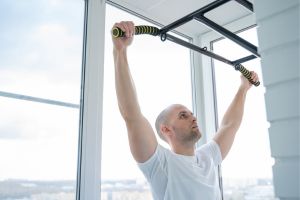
196;140;222;166
137;144;168;200
137;144;168;179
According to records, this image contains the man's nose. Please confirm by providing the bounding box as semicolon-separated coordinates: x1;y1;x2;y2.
191;115;197;122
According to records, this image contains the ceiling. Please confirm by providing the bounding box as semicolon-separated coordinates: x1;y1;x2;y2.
107;0;255;38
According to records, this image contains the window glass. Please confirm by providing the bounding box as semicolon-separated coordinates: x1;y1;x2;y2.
0;0;84;104
0;97;79;199
102;4;192;199
0;1;84;199
212;28;277;199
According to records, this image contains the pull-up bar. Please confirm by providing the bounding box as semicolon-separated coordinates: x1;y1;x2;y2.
112;0;260;86
112;26;259;86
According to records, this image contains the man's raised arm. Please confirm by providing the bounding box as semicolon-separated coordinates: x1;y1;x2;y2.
213;72;259;160
112;21;158;163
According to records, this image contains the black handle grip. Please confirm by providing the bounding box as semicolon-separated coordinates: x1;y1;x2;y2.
112;25;160;38
235;64;260;86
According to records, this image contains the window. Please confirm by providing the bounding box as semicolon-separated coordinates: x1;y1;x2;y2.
101;4;193;199
212;27;277;199
0;1;84;199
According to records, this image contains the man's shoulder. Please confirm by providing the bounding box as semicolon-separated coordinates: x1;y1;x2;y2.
195;140;222;166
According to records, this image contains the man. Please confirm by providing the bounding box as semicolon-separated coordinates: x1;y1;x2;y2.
112;21;259;200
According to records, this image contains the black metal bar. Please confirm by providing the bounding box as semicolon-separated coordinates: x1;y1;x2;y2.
234;0;254;12
165;34;260;86
194;15;260;57
159;0;231;34
199;0;232;14
232;54;257;65
165;34;261;86
165;34;234;66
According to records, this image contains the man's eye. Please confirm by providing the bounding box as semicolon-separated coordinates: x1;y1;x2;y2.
180;114;187;119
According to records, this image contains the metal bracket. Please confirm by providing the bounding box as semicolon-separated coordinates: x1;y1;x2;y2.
158;0;259;68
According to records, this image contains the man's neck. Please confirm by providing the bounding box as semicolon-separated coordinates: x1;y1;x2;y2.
171;143;195;156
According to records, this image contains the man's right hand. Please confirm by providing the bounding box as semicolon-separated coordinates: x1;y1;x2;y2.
112;21;135;51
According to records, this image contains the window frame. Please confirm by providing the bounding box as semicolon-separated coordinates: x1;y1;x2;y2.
76;0;106;200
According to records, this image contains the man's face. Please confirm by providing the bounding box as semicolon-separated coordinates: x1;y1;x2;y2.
166;104;201;144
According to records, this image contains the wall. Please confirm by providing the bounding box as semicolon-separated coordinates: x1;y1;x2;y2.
253;0;300;199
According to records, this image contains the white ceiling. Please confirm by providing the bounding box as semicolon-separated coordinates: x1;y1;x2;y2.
107;0;255;38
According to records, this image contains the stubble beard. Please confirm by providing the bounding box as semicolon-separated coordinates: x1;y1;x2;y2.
175;127;201;144
190;129;201;142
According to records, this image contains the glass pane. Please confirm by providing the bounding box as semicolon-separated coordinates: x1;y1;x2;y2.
0;1;84;199
102;4;192;199
0;0;84;104
212;28;277;199
0;97;79;199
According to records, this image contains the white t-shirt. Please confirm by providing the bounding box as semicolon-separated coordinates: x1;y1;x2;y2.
138;140;222;200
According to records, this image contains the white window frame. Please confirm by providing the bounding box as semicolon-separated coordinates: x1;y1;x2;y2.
76;0;106;200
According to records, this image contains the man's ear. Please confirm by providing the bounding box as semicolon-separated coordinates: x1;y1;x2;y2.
161;124;172;138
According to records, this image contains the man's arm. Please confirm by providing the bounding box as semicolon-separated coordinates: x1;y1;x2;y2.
213;72;259;160
112;21;158;163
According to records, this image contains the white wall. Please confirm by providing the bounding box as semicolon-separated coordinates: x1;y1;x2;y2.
253;0;300;199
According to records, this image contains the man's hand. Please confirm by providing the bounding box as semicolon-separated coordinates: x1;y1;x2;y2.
112;21;135;51
240;71;259;91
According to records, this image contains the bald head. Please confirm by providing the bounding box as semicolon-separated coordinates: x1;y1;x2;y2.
155;104;186;142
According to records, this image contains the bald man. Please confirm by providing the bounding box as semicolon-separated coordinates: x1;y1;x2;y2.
112;21;259;200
